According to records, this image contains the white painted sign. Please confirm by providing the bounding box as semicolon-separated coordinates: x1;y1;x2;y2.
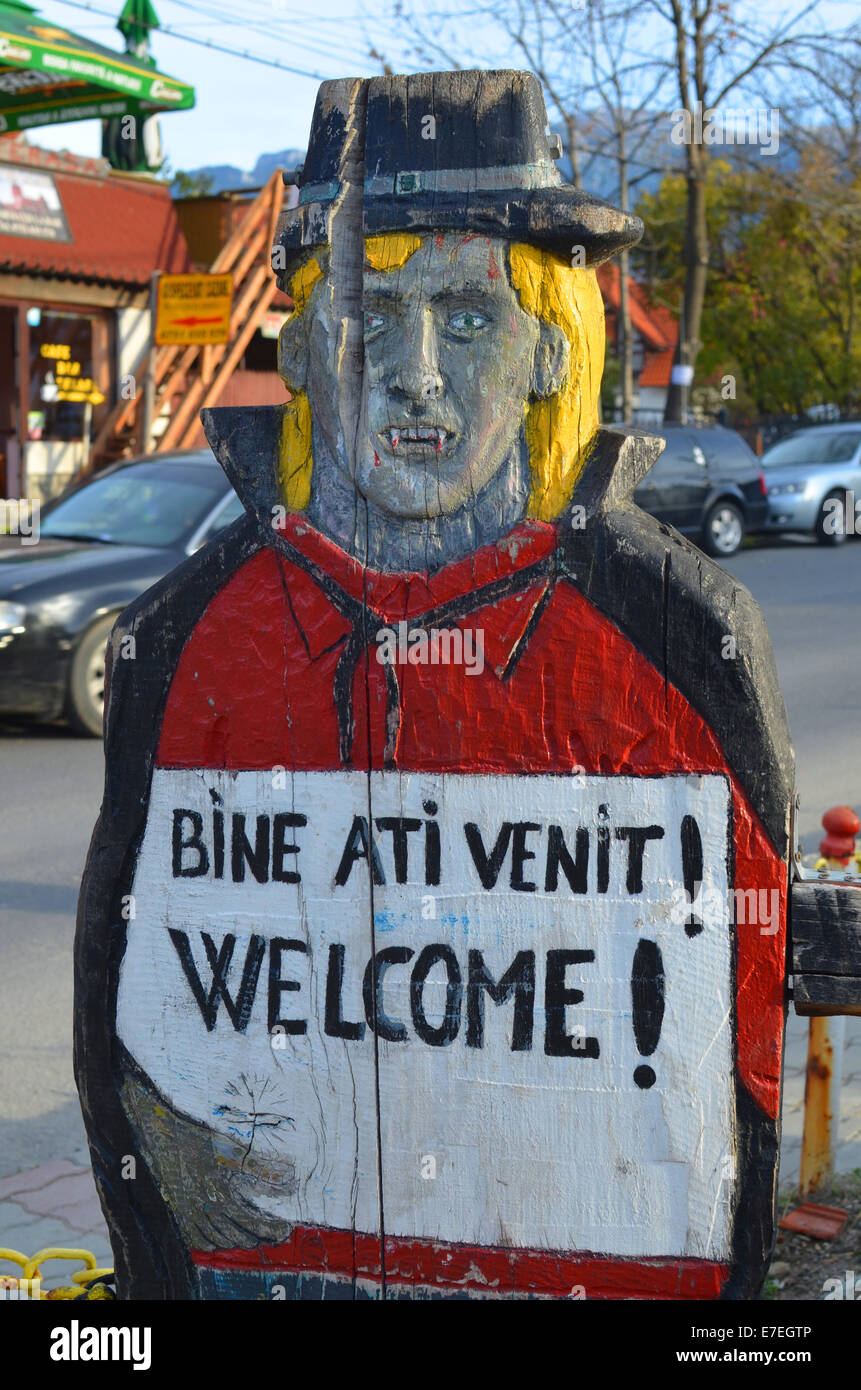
118;770;734;1259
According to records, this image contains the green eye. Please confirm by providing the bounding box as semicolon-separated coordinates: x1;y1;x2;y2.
447;309;490;337
364;309;386;335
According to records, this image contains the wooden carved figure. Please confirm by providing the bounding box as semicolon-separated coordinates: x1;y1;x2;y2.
78;70;805;1300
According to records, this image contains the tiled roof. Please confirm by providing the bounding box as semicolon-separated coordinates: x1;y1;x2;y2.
596;262;677;351
0;138;190;287
0;134;110;179
639;348;676;388
597;262;679;389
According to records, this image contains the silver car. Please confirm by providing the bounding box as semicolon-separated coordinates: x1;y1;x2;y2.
763;424;861;545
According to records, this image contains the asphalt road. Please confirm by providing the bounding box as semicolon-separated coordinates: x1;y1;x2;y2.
0;724;103;1176
721;535;861;849
0;532;858;1174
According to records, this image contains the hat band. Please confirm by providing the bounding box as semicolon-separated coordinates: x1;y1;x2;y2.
299;161;559;206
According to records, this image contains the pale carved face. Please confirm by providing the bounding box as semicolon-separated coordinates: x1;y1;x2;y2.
293;233;567;520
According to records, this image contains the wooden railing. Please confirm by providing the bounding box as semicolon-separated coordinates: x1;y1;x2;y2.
84;168;286;470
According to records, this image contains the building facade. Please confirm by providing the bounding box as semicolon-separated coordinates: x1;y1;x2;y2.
0;135;190;502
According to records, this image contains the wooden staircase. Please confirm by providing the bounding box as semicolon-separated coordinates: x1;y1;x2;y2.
86;168;286;469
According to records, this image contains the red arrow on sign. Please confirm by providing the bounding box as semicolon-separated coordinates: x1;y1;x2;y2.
170;315;226;326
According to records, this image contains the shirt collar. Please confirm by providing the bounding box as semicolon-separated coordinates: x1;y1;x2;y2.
273;513;559;675
276;512;557;622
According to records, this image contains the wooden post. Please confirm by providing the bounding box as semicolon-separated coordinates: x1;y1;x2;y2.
201;343;213;387
80;398;93;474
75;68;861;1303
798;806;859;1194
140;271;159;454
800;1016;846;1196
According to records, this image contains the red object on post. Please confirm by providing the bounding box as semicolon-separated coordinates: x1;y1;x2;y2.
820;806;860;865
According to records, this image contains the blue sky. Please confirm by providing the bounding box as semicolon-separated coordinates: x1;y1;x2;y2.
32;0;380;171
27;0;859;178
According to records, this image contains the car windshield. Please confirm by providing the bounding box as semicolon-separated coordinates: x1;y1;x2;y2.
40;463;227;548
762;431;861;467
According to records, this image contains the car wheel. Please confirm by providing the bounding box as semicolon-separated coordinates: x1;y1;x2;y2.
701;500;745;557
67;614;116;737
815;492;849;546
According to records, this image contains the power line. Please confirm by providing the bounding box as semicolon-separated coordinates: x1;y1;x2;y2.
172;0;372;32
230;2;380;19
48;0;334;79
164;0;374;65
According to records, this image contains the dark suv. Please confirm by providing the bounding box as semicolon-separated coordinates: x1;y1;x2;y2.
633;423;768;557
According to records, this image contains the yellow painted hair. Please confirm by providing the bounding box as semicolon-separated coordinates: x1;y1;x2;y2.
508;243;604;520
276;235;604;519
277;254;324;511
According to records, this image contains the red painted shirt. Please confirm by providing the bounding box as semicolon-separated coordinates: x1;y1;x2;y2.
156;512;785;1298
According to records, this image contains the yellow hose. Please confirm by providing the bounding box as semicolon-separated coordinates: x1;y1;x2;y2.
1;1247;114;1300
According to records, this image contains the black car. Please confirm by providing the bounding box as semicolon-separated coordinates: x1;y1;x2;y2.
633;423;768;557
0;451;241;736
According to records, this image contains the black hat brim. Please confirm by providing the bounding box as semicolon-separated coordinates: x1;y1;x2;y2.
279;185;643;269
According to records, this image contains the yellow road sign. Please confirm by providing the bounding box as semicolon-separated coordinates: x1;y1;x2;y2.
155;273;233;346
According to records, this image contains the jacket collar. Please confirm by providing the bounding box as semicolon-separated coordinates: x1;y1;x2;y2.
201;403;665;534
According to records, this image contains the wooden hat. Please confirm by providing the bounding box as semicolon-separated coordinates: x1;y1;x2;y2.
274;69;643;273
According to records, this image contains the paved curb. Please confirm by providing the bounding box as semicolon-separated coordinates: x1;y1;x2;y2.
0;1159;112;1292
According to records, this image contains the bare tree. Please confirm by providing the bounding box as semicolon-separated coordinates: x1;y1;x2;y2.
499;0;670;417
577;1;670;416
645;0;828;420
772;32;861;414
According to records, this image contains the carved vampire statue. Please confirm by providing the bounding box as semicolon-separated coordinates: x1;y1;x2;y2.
76;70;793;1300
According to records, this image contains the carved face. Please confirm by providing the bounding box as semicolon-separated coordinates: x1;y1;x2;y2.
356;234;545;518
295;233;568;520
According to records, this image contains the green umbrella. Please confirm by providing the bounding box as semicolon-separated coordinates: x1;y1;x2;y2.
0;0;194;134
